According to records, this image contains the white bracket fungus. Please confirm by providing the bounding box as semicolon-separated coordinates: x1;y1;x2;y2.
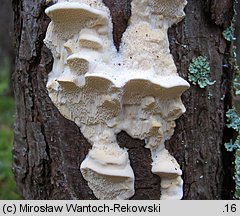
44;0;189;200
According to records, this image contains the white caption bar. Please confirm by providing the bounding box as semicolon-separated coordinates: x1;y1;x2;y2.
0;201;239;216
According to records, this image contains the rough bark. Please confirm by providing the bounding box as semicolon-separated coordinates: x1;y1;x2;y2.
12;0;235;199
167;0;235;199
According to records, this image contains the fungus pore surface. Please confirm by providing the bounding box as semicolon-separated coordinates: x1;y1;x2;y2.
44;0;189;200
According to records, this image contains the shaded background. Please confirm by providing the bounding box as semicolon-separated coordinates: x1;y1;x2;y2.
0;0;240;200
0;0;19;199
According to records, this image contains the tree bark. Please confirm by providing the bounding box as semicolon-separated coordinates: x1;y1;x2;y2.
12;0;235;199
167;0;236;199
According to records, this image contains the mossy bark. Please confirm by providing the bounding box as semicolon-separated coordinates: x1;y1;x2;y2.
12;0;235;199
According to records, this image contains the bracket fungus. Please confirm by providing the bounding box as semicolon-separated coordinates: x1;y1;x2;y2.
44;0;189;200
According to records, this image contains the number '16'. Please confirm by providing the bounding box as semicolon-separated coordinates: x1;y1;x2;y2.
225;204;237;212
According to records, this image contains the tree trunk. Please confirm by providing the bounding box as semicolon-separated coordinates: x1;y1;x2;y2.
12;0;235;200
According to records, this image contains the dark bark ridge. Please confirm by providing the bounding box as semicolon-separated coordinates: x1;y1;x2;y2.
12;0;235;199
167;0;235;199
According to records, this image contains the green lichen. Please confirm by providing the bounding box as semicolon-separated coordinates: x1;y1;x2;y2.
234;71;240;96
188;56;216;88
226;109;240;131
223;25;236;42
225;139;239;152
224;0;240;199
225;108;240;199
